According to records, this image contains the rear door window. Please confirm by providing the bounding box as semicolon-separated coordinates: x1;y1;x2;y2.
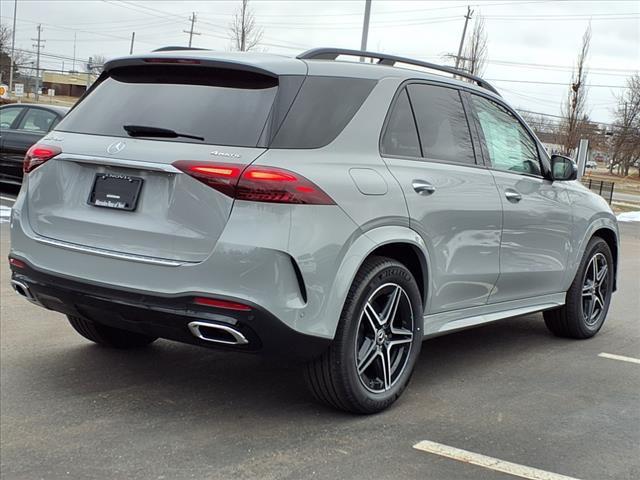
56;66;279;147
380;89;421;158
407;84;476;165
18;108;59;133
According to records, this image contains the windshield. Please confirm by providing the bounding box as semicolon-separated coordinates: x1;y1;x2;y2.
55;65;279;147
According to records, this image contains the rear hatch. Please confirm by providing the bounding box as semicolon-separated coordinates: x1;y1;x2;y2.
26;63;284;263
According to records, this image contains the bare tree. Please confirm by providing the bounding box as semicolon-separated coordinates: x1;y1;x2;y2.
460;15;488;76
1;24;30;88
560;24;591;156
88;54;107;73
609;74;640;176
229;0;262;52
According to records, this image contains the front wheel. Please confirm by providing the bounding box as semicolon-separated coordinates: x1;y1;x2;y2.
544;237;614;339
304;256;423;414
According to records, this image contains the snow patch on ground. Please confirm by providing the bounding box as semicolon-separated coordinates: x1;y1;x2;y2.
617;211;640;222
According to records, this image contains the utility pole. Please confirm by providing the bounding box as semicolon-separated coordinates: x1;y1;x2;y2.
183;12;200;48
455;6;473;70
8;0;17;93
129;32;136;54
32;24;45;101
360;0;372;61
72;33;77;71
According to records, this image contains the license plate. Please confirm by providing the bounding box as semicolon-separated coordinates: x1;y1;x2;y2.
88;174;143;211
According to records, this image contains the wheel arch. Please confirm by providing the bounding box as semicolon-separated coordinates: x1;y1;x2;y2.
592;227;619;291
324;226;430;339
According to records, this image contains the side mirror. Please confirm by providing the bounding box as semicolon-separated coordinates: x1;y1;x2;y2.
551;155;577;181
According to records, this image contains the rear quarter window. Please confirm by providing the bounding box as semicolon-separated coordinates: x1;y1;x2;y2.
270;76;376;149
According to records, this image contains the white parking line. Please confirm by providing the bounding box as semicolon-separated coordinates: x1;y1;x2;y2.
413;440;582;480
0;195;16;202
598;352;640;365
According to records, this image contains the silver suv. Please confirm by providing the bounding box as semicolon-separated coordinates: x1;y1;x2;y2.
9;48;618;413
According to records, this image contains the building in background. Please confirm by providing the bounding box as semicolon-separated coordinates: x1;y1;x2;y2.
42;71;97;97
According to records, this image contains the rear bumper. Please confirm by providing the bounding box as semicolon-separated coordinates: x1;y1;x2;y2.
9;259;331;361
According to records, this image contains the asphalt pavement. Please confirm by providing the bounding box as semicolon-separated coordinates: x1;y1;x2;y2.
1;191;639;480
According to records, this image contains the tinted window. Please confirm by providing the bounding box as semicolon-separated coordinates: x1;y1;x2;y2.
471;95;541;176
407;84;476;165
381;89;420;157
18;108;59;133
271;76;376;149
56;66;278;147
0;106;24;129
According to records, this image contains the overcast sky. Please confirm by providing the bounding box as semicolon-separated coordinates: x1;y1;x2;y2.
2;0;638;123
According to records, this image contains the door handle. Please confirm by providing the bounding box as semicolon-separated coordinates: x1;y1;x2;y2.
504;189;522;202
412;180;436;196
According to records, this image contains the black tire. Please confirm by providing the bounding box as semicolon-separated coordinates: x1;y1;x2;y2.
67;315;158;349
544;237;614;339
304;256;423;414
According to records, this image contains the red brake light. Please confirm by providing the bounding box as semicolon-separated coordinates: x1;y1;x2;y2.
143;58;201;65
24;144;62;173
173;161;243;197
193;297;252;311
236;166;334;204
173;162;334;205
9;258;26;269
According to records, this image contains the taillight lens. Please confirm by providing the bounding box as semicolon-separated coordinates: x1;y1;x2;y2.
173;161;334;205
24;144;62;173
193;297;252;311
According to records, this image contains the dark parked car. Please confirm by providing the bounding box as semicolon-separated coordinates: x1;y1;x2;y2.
0;103;69;185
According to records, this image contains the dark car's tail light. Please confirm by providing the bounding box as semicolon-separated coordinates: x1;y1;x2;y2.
173;161;335;205
193;297;252;311
24;144;62;173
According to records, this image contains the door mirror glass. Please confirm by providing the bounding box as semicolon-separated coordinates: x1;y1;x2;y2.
551;155;577;181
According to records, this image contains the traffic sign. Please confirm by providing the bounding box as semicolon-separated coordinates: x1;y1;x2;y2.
14;83;24;97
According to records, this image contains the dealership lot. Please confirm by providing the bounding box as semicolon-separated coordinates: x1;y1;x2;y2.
1;192;638;480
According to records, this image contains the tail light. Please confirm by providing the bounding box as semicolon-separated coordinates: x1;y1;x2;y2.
173;161;334;205
9;257;26;269
193;297;252;311
24;144;62;173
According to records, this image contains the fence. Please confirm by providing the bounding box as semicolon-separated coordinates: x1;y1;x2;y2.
581;178;615;204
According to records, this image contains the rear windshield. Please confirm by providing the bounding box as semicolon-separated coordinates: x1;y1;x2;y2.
56;66;278;147
56;66;376;149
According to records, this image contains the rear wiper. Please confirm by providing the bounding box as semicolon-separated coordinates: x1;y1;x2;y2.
123;124;204;141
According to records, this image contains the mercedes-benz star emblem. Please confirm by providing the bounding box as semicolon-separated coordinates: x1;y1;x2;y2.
106;141;127;155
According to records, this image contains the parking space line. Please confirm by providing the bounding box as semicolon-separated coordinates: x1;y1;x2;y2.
413;440;582;480
0;195;17;202
598;352;640;365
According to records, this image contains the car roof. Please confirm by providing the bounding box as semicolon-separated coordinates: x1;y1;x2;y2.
105;48;501;100
1;103;70;115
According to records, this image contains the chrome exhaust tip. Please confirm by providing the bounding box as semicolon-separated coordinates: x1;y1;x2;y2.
10;279;42;306
188;321;249;346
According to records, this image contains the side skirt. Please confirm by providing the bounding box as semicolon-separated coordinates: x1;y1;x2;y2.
423;292;566;338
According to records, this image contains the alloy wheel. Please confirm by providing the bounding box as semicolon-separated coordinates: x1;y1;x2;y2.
354;283;415;393
582;252;609;326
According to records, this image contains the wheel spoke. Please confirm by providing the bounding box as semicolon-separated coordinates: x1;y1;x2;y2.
591;257;598;283
357;342;379;374
586;294;596;321
596;264;608;285
364;302;384;328
382;285;402;325
381;346;391;390
582;284;592;297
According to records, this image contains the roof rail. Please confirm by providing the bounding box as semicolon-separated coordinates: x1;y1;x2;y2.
152;46;209;53
297;48;500;96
